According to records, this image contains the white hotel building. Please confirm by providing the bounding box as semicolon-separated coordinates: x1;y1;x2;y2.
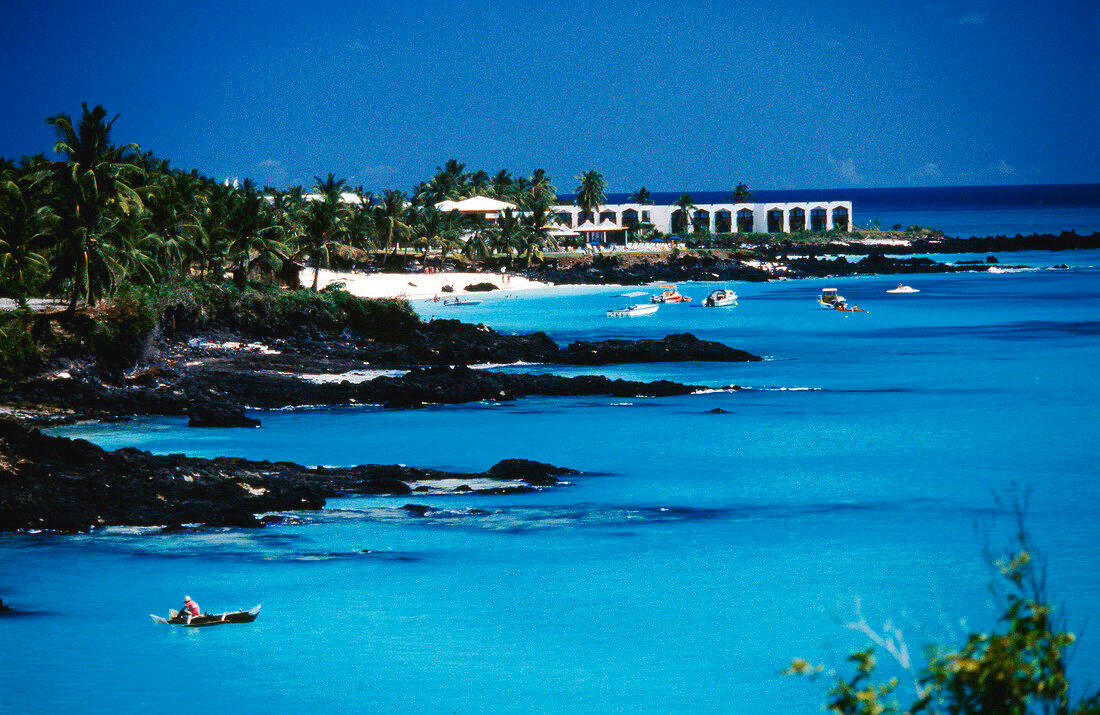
550;200;853;236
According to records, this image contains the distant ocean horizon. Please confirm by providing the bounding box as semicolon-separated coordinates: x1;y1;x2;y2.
558;183;1100;238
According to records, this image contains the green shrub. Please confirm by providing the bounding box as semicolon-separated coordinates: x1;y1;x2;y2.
0;314;41;385
787;531;1100;714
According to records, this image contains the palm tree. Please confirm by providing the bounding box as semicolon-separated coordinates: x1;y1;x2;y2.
374;189;411;262
674;194;696;235
491;169;514;201
301;174;350;289
344;189;377;253
461;214;491;268
525;168;558;209
145;168;206;281
491;208;527;265
519;200;554;266
410;206;460;262
224;179;287;288
470;170;491;195
36;103;146;310
575;170;606;215
0;178;53;305
732;183;753;202
632;186;652;205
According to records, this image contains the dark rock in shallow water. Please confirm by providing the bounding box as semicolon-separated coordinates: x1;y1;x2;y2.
487;458;578;485
561;333;761;365
0;419;574;532
706;407;730;414
453;484;472;492
187;402;260;428
401;504;433;517
987;255;999;263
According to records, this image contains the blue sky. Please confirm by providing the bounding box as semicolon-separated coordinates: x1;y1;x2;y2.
1;0;1096;193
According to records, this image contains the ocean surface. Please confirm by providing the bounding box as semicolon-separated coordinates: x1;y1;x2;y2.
595;183;1100;238
4;248;1100;711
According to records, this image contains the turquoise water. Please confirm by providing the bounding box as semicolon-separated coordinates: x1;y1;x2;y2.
4;250;1100;713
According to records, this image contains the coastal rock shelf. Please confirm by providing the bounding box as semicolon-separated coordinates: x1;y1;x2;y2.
0;419;577;532
4;320;759;422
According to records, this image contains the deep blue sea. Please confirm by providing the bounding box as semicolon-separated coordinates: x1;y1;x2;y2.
595;183;1100;238
3;245;1100;707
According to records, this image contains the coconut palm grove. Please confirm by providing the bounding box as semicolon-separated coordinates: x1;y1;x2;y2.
0;103;660;312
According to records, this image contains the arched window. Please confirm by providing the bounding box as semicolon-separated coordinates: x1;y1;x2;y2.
832;206;849;231
599;211;617;223
715;209;732;233
736;208;754;232
810;207;827;231
789;208;806;232
578;210;594;225
692;209;711;233
767;209;784;233
621;208;639;228
671;209;688;235
557;212;573;227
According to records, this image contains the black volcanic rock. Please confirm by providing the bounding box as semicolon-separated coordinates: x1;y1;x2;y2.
487;458;578;485
187;402;260;428
463;282;498;292
561;333;761;365
0;419;575;532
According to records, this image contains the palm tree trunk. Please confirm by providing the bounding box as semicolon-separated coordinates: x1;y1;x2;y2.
312;263;320;290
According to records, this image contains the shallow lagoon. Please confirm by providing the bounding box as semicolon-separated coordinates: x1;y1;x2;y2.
4;252;1100;713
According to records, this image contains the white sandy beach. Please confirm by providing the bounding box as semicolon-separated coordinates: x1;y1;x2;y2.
302;267;550;300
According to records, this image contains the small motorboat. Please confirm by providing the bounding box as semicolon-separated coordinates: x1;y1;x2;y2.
886;284;919;294
607;303;659;317
818;288;845;309
704;289;738;307
152;604;261;627
651;285;692;303
443;297;482;306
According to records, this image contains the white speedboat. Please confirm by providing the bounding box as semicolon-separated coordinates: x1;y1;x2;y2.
704;288;738;307
443;297;482;306
607;303;658;317
818;287;845;309
886;284;919;294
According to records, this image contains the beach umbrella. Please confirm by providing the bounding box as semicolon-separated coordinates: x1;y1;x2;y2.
548;224;579;238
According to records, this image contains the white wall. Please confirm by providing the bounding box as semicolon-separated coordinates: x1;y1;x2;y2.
550;201;853;234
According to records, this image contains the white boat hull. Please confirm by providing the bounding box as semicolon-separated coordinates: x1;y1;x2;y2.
607;304;658;317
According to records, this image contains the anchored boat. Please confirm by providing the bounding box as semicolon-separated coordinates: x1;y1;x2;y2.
151;604;261;627
818;288;845;309
886;284;919;294
443;297;482;306
704;289;738;307
607;303;659;317
651;285;691;304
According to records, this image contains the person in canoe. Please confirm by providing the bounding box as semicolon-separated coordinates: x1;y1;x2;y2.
181;595;200;623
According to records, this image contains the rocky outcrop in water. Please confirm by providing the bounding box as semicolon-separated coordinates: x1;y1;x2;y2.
561;333;761;365
187;403;261;428
3;326;757;423
0;419;577;532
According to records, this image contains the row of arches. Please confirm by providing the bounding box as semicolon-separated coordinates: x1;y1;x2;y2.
556;209;653;228
670;207;848;234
